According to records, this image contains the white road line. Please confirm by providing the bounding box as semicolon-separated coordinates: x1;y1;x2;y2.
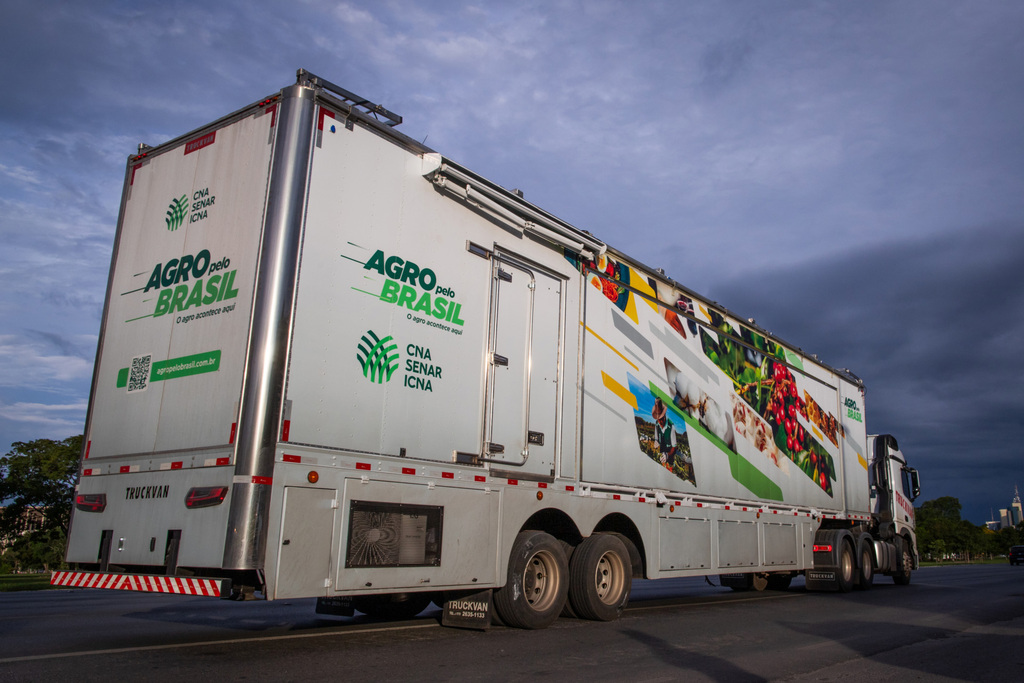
0;621;440;664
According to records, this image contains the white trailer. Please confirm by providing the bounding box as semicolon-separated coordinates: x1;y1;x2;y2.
55;71;921;628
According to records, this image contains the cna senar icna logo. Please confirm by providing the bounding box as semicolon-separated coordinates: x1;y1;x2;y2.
356;331;442;392
357;330;400;384
165;187;216;231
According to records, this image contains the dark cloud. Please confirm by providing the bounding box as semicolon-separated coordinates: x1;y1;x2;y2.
706;223;1024;523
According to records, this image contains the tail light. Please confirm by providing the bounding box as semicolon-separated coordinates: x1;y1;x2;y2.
813;544;833;553
75;493;107;512
184;486;229;509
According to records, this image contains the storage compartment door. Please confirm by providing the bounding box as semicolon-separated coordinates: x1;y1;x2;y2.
274;487;336;598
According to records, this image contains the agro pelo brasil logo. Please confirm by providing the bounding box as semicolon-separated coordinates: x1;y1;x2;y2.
356;331;443;392
357;330;400;384
165;187;216;230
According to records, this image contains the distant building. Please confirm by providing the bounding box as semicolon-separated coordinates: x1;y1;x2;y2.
0;506;46;549
993;486;1023;530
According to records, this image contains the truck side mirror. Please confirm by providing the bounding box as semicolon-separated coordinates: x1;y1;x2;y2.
908;468;921;501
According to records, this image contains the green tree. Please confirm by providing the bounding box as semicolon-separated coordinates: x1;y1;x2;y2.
0;435;82;570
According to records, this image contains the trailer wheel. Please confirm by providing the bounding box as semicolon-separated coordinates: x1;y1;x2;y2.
836;542;855;593
568;534;632;621
353;592;433;620
493;531;568;629
855;546;874;590
893;543;912;586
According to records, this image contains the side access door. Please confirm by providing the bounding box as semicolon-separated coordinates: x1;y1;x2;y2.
482;251;564;481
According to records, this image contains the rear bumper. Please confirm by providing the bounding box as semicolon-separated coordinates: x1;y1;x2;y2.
51;570;230;597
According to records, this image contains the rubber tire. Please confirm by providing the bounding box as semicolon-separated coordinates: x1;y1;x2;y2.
893;544;913;586
836;542;855;593
766;573;793;591
352;592;433;620
568;534;632;621
856;546;874;590
493;531;568;629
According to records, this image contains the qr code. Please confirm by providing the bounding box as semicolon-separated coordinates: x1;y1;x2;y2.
127;354;152;393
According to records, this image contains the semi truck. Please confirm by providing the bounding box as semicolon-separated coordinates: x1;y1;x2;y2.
54;70;922;628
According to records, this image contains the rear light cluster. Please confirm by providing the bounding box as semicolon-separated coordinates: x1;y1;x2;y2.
812;544;833;553
75;494;107;513
184;486;229;509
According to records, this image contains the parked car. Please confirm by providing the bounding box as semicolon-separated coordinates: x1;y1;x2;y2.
1009;546;1024;565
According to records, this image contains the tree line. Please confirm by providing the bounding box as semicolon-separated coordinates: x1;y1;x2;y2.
914;496;1021;562
1;436;1019;572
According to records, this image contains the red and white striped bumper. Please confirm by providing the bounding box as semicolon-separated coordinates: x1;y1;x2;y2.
50;570;230;597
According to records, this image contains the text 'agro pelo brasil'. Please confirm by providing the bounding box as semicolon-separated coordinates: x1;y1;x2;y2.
364;250;465;325
143;248;239;317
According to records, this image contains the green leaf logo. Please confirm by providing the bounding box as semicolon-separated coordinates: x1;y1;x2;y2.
357;330;399;384
165;194;188;231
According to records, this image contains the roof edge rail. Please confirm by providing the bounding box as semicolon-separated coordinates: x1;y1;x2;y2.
296;68;403;127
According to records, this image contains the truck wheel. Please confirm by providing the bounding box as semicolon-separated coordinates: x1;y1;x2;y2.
353;592;433;620
893;544;913;585
836;542;855;593
568;534;632;621
493;531;568;629
766;573;793;591
856;546;874;590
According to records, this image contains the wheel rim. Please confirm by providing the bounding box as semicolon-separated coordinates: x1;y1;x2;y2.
523;550;561;612
841;547;854;583
593;550;627;605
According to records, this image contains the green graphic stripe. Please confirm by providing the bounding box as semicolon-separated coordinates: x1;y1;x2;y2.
116;350;222;387
649;382;784;502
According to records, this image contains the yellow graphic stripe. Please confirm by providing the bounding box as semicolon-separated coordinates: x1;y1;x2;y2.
583;323;639;371
858;453;868;470
628;266;659;313
601;371;638;410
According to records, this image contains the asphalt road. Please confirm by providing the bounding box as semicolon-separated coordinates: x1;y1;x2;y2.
2;564;1022;681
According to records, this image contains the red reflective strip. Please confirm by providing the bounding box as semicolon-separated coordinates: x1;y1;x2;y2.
120;465;131;473
171;462;183;470
283;454;301;463
538;482;548;489
85;440;91;459
82;469;93;476
613;494;621;500
356;463;371;470
475;475;486;482
725;505;731;510
639;497;646;503
742;507;748;512
266;103;278;127
402;467;415;475
773;510;778;514
507;479;518;486
130;163;141;186
252;476;272;485
565;485;575;491
318;108;336;130
442;472;454;479
281;420;291;442
217;457;230;466
697;503;703;507
229;423;237;444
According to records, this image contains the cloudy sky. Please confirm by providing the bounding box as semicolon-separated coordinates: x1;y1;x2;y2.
1;0;1022;524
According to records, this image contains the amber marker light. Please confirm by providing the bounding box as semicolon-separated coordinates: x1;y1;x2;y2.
307;471;319;484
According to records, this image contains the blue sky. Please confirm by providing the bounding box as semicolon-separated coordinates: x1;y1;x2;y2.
1;0;1022;523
